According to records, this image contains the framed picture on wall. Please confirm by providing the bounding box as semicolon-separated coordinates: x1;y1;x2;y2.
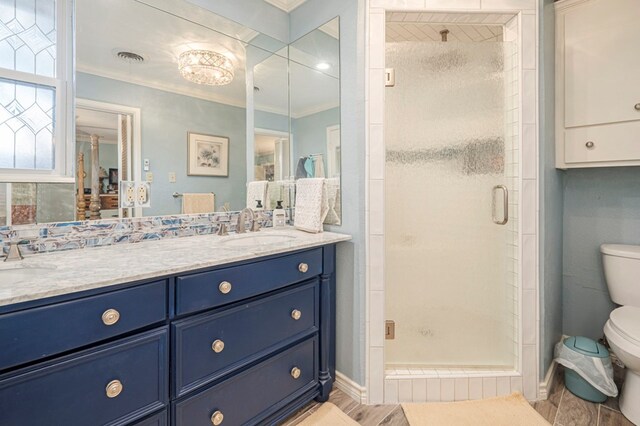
187;132;229;177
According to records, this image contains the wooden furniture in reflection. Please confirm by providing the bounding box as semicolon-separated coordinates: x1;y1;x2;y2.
76;152;86;220
89;134;101;220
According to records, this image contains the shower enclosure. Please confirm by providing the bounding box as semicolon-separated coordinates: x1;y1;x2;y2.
384;26;519;371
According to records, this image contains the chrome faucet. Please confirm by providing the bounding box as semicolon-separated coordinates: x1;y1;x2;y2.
236;207;256;234
4;241;25;262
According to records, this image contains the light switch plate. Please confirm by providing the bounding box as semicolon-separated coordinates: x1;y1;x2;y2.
119;181;136;208
168;172;176;183
146;172;153;183
135;181;151;208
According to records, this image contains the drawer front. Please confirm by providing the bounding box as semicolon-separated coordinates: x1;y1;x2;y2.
176;248;322;315
174;337;317;426
0;328;168;426
564;121;640;164
0;280;167;372
132;409;168;426
173;281;318;396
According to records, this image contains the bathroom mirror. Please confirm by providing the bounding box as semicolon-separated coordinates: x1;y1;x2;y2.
0;1;341;225
250;18;341;223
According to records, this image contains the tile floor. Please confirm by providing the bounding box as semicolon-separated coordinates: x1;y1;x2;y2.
282;365;633;426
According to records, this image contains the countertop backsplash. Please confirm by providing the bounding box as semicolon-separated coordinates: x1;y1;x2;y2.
0;210;278;256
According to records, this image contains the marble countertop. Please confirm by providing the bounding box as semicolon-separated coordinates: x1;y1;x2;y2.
0;227;351;308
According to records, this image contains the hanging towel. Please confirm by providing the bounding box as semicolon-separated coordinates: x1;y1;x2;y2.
304;157;314;178
266;181;281;210
295;157;307;179
324;178;341;225
182;193;215;214
246;180;267;209
313;155;325;178
294;178;329;233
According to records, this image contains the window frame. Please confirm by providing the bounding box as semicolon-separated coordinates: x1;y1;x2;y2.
0;0;74;183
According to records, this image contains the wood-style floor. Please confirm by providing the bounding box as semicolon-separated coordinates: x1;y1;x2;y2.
282;365;633;426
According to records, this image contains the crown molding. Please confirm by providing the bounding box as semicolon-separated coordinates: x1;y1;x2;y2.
77;65;246;110
263;0;308;13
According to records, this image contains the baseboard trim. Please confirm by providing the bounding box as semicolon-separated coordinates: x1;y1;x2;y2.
335;370;367;404
539;361;559;400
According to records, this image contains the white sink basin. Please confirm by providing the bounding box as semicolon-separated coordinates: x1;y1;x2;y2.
219;233;297;248
0;264;57;283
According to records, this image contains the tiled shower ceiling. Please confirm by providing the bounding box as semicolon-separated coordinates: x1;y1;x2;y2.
386;12;509;43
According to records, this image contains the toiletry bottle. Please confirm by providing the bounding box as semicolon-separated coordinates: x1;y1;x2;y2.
274;200;286;227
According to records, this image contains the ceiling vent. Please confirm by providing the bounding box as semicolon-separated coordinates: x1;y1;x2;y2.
116;51;145;63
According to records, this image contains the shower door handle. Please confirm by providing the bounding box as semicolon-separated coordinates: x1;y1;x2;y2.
492;185;509;225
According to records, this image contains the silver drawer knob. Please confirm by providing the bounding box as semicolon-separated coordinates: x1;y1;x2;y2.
211;339;225;353
290;367;301;379
585;141;595;149
298;263;309;273
102;309;120;326
218;281;232;294
105;380;123;398
211;410;224;425
635;103;640;111
291;309;302;320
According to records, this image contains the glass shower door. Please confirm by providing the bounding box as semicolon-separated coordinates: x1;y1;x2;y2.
384;40;517;369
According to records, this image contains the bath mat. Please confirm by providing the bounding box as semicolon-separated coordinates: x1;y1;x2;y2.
402;392;550;426
297;402;359;425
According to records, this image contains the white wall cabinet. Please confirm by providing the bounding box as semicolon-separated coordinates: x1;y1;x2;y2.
555;0;640;168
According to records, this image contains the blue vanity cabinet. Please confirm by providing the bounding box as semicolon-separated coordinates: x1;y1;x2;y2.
0;328;168;426
0;280;167;372
0;243;338;426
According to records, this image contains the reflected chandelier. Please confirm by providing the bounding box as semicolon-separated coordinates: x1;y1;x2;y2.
178;50;234;86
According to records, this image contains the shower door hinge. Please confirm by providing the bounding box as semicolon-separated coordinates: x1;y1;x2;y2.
385;68;395;87
385;320;395;339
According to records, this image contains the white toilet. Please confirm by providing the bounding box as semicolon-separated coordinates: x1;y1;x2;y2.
602;244;640;425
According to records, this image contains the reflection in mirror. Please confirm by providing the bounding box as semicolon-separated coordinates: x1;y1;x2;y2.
289;18;341;225
75;0;275;218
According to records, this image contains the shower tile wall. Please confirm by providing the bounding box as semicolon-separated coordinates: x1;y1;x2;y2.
366;3;540;405
504;15;521;374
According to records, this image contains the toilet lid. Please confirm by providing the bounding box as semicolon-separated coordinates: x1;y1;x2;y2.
610;306;640;344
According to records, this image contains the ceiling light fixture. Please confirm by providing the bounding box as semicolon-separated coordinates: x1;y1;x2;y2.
178;50;234;86
315;62;331;70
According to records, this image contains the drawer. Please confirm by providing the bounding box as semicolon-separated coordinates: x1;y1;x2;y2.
176;248;322;315
174;337;317;426
0;328;168;426
132;409;168;426
173;281;319;397
0;280;167;372
564;121;640;164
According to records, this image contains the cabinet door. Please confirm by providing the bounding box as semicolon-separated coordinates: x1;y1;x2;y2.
564;0;640;128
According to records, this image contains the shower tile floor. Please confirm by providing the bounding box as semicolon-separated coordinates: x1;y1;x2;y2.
282;365;631;426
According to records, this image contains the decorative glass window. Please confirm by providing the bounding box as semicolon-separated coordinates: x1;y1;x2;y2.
0;0;71;182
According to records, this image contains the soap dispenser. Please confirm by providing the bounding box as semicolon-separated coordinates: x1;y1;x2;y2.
273;200;286;227
255;200;263;210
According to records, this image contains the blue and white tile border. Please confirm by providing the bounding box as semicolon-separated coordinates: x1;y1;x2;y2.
364;0;540;404
0;211;274;256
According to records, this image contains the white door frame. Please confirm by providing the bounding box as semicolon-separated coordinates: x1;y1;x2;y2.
76;99;142;217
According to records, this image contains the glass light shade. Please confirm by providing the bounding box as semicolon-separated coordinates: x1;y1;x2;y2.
178;50;234;86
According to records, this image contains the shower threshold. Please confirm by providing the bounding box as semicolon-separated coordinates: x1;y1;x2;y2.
386;365;519;379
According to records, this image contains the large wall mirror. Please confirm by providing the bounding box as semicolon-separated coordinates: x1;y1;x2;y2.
0;0;341;226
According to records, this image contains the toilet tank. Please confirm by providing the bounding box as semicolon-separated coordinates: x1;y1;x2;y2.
601;244;640;307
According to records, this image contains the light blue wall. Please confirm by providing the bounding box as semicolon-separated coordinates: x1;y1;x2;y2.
539;0;564;380
76;72;247;215
291;0;366;385
562;167;640;339
255;110;289;133
292;107;340;171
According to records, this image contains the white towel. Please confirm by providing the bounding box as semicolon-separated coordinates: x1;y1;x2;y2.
324;178;341;225
182;193;215;214
266;180;293;210
294;178;329;233
246;181;267;209
313;155;325;178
